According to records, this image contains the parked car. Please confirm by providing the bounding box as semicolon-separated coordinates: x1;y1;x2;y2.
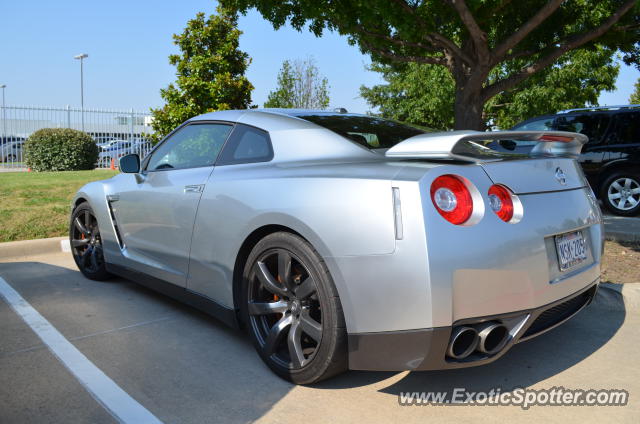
98;140;135;167
1;136;25;147
94;135;117;146
71;110;603;384
0;140;24;162
510;105;640;216
130;138;153;157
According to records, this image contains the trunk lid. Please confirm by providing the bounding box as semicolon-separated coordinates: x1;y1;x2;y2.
480;157;586;194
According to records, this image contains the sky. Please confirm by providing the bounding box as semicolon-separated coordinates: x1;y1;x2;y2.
0;0;638;114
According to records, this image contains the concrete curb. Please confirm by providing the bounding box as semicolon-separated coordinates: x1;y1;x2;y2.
0;237;69;260
603;215;640;243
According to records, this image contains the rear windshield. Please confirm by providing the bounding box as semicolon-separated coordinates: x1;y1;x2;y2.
296;114;428;149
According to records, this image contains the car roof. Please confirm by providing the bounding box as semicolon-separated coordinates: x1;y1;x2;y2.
190;109;370;131
193;108;367;119
189;109;381;161
514;107;640;127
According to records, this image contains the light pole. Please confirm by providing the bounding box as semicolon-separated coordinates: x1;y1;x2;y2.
74;53;88;131
0;84;6;144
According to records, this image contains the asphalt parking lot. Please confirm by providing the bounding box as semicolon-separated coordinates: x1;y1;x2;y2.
1;250;639;424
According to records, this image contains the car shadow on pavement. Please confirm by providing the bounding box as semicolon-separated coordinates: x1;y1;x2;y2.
0;260;296;424
316;284;626;396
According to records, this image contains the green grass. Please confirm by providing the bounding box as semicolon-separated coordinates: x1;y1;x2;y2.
0;170;118;242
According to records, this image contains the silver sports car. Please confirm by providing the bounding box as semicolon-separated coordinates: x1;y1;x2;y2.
70;109;603;384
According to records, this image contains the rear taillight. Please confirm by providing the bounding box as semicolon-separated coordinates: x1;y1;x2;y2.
488;184;514;222
538;134;573;142
430;175;473;225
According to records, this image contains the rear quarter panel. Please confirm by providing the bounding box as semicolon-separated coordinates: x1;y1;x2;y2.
186;160;403;308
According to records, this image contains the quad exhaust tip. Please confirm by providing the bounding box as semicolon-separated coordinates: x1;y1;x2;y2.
476;322;509;355
446;321;510;360
446;326;479;359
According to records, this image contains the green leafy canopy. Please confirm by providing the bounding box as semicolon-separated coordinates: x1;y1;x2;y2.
221;0;639;129
149;6;254;142
630;78;640;104
361;47;619;130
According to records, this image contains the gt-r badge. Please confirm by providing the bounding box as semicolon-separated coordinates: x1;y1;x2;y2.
555;167;567;185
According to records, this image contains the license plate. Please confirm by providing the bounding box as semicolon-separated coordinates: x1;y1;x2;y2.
555;231;588;271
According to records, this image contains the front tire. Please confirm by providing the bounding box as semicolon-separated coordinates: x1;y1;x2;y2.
600;172;640;216
70;202;111;280
240;232;347;384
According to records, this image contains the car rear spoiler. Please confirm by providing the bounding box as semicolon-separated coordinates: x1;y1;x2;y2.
384;130;588;162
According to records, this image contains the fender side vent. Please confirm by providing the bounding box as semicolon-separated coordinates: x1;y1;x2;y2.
107;200;125;249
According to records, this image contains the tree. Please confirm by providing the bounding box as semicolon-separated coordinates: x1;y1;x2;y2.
221;0;639;130
630;78;640;104
362;46;619;130
264;58;330;109
360;62;455;130
150;6;253;141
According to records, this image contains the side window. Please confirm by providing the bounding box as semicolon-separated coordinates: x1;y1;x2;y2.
552;114;609;144
216;124;273;165
515;118;554;131
146;123;233;171
607;112;640;144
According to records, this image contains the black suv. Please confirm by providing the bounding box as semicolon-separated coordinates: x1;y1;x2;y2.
512;106;640;216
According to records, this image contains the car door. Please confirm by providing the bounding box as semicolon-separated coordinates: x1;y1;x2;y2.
186;124;274;305
552;113;612;180
111;122;234;287
603;111;640;165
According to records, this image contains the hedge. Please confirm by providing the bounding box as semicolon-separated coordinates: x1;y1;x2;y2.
25;128;99;171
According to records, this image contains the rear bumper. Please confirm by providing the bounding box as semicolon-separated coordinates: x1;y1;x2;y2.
347;278;598;371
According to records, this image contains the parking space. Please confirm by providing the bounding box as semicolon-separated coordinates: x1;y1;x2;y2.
1;251;638;423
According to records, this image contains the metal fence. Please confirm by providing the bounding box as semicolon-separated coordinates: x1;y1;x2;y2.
0;105;154;170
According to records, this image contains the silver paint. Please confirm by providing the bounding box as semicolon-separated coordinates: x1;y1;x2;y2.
71;109;603;337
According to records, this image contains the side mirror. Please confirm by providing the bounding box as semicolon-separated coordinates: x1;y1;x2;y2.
119;154;140;173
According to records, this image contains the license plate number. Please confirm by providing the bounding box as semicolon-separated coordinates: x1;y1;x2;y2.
555;231;588;271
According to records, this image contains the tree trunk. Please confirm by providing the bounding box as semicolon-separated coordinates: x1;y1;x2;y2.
453;82;486;131
451;58;488;131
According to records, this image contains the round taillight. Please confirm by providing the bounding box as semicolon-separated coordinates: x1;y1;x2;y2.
488;184;514;222
430;175;473;225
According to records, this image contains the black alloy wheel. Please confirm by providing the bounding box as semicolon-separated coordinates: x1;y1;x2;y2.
248;248;323;369
241;232;347;384
70;202;110;280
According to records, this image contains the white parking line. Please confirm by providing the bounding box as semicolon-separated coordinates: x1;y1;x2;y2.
0;276;163;424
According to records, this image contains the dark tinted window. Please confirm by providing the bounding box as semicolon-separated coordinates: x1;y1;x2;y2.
607;112;640;144
297;114;428;149
146;123;233;171
514;117;554;131
514;114;610;144
217;124;273;165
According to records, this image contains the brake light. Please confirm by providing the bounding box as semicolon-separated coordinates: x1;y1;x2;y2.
538;134;573;142
430;175;473;225
488;184;514;222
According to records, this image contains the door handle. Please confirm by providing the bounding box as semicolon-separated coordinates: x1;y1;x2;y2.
184;184;204;193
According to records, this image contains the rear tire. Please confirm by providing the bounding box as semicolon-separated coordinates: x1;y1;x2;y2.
240;232;347;384
599;172;640;216
69;202;111;281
